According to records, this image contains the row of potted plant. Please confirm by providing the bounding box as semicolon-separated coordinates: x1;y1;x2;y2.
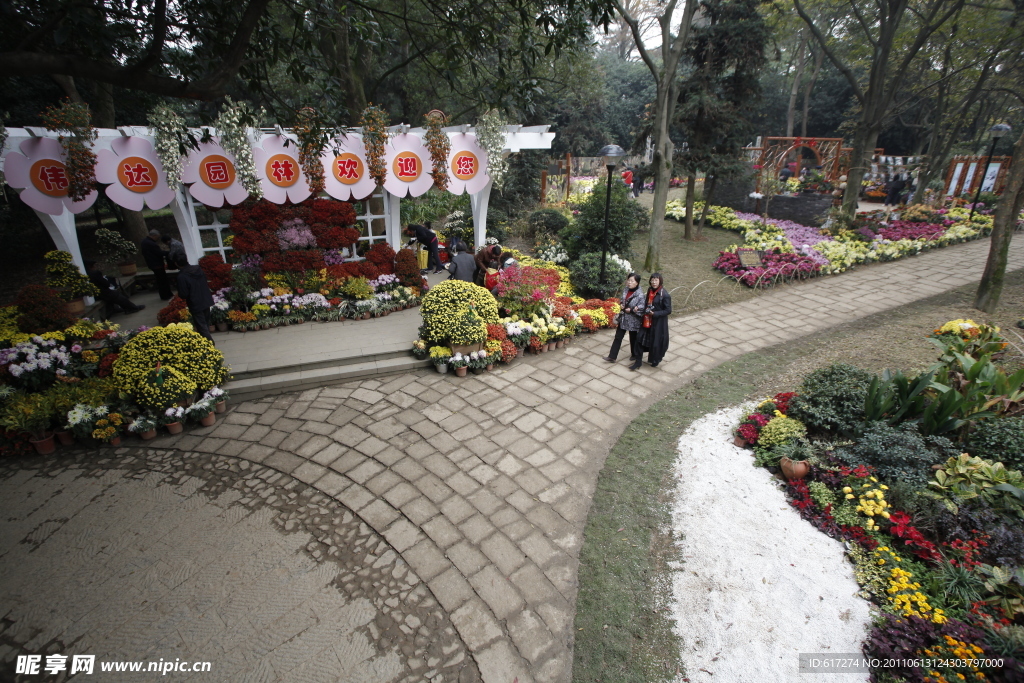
1;322;230;456
730;320;1024;680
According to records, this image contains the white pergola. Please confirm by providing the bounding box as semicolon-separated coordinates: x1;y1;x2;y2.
0;124;555;275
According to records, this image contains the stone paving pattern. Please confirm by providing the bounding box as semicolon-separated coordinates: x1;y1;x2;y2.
0;449;478;682
4;238;1023;683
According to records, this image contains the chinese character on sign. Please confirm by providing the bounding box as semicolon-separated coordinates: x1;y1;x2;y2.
70;655;95;674
337;157;359;180
204;161;230;185
16;655;41;674
122;162;154;188
396;156;419;178
455;155;476;177
45;655;68;674
37;165;69;192
271;159;295;182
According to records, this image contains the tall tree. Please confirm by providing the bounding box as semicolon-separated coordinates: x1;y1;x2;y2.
0;0;608;113
610;0;699;270
793;0;968;217
975;126;1024;312
674;0;768;240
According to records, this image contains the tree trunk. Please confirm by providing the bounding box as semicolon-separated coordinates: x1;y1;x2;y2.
683;174;697;240
697;175;717;233
800;48;824;139
785;33;807;139
974;128;1024;312
842;124;881;217
643;83;678;271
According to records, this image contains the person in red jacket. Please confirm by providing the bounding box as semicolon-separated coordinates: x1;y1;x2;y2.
621;167;633;188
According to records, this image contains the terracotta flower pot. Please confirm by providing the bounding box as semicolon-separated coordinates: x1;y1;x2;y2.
454;366;468;377
556;340;565;349
733;435;750;448
779;457;810;481
65;298;86;316
118;261;138;276
215;322;229;332
56;430;74;446
30;433;56;455
215;400;227;414
486;364;494;371
362;313;371;320
165;422;183;434
547;342;557;351
109;436;121;447
200;413;216;427
140;429;157;440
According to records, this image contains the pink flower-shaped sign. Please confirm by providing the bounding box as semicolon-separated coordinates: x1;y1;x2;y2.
182;140;249;207
446;133;490;195
3;137;98;214
95;136;176;211
383;133;433;198
253;135;311;204
323;134;376;201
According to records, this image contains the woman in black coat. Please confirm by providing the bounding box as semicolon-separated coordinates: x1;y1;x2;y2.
631;273;671;370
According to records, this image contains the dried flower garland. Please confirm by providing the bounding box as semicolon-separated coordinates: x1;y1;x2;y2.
293;107;333;194
359;105;390;186
148;104;197;186
40;99;97;202
215;97;265;199
423;111;450;192
474;109;508;191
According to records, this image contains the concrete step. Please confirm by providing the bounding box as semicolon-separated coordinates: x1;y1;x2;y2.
227;352;430;402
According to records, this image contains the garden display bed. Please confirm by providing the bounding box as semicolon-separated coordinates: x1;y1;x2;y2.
729;319;1024;681
678;203;994;288
412;251;623;375
158;199;427;331
1;316;232;456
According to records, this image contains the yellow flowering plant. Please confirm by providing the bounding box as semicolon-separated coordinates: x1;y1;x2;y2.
428;346;452;365
419;280;499;347
112;323;228;410
44;251;99;301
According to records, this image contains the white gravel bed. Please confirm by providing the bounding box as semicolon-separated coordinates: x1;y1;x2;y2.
669;405;873;682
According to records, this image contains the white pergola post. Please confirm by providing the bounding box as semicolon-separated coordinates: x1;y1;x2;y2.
470;178;494;249
384;190;403;249
169;186;205;265
31;203;94;305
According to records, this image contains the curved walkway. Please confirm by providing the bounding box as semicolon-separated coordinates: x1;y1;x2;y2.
3;237;1023;683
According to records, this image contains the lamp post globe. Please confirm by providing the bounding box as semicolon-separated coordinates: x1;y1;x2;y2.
598;144;627;286
969;123;1012;221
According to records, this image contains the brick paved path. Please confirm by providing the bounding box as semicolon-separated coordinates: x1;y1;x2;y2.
3;238;1022;683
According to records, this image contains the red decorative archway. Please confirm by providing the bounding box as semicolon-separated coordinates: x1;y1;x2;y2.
743;136;852;185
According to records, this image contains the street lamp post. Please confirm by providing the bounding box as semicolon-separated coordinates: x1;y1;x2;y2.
969;123;1011;222
598;144;627;286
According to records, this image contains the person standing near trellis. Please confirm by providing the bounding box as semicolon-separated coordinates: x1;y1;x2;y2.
141;229;173;300
404;223;444;275
885;174;907;207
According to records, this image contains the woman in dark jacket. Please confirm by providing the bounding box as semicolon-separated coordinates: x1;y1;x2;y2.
604;273;644;362
631;273;671;370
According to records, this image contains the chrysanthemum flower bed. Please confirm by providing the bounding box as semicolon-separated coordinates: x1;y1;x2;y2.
0;318;231;454
158;198;429;332
412;253;620;372
731;320;1024;680
701;204;992;287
